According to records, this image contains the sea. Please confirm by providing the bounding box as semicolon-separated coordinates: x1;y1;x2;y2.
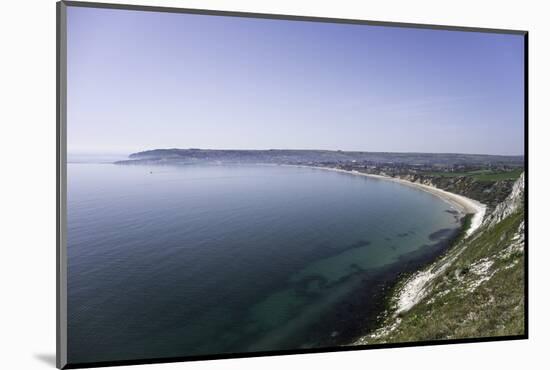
66;162;462;363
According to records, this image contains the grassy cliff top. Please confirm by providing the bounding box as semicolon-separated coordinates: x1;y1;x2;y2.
355;174;525;344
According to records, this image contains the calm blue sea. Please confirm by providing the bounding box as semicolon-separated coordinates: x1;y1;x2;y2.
67;163;461;363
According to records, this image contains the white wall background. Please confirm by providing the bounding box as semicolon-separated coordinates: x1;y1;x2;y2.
0;0;547;369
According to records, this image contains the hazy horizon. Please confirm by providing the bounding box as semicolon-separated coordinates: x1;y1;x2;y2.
67;6;525;156
67;147;525;160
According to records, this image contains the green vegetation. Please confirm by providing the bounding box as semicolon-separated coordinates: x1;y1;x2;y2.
425;169;491;178
425;169;523;182
472;169;524;182
356;197;525;344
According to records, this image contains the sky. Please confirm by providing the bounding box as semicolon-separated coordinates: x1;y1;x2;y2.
67;6;525;156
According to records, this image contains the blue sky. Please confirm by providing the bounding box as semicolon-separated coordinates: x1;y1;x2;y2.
67;6;524;155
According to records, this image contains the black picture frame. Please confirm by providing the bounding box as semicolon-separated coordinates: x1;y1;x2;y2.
56;1;529;368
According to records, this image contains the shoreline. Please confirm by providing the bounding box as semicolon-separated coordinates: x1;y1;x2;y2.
286;165;488;324
288;165;486;237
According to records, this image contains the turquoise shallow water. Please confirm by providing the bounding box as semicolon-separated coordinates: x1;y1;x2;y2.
67;163;461;363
